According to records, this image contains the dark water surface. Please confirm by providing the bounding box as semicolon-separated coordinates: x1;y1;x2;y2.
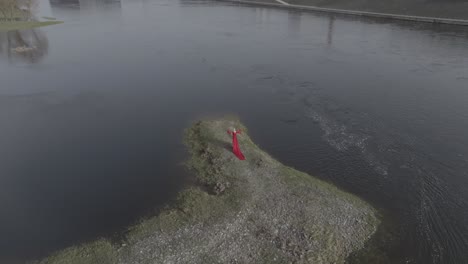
1;0;468;263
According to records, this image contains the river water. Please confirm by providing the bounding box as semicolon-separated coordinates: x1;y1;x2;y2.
1;0;468;263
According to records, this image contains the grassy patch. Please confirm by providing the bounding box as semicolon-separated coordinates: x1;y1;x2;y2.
42;16;57;21
38;239;118;264
125;120;248;242
0;20;63;32
126;186;237;241
281;166;370;208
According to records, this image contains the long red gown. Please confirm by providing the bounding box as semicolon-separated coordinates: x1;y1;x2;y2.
227;130;245;160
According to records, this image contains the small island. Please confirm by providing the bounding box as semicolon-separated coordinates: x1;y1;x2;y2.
39;117;380;264
0;1;62;32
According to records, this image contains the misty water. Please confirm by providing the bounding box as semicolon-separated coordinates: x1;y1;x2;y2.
1;0;468;263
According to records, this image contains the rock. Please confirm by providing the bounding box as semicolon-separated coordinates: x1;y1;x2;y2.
11;46;36;53
255;158;264;167
213;181;230;195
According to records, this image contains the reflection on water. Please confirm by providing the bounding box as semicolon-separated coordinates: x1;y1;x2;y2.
0;0;123;64
0;28;48;63
50;0;121;9
326;16;335;46
38;0;54;17
0;0;53;64
1;0;468;263
287;10;301;37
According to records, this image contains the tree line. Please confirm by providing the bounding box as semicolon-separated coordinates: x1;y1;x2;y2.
0;0;38;21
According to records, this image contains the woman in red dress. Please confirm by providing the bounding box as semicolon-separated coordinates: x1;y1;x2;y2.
227;128;245;160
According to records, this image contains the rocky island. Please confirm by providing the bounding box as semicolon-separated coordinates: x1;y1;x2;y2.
39;117;380;264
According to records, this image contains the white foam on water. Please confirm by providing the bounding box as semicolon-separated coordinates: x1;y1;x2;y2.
305;108;389;176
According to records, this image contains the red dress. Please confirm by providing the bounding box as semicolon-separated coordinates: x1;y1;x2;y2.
227;130;245;160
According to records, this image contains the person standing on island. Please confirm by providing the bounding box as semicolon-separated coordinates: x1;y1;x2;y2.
227;128;245;160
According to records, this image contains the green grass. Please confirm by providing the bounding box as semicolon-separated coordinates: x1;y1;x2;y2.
42;16;57;21
0;20;63;32
38;239;118;264
126;186;241;242
126;121;249;242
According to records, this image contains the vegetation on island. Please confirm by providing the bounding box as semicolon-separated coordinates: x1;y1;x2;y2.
36;117;380;264
0;0;62;32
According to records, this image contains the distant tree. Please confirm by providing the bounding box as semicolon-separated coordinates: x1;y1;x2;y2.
0;27;49;64
21;0;39;20
0;0;19;19
0;0;38;20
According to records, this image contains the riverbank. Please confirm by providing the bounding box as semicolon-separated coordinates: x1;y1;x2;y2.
0;1;62;32
37;117;379;264
220;0;468;26
0;20;62;32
